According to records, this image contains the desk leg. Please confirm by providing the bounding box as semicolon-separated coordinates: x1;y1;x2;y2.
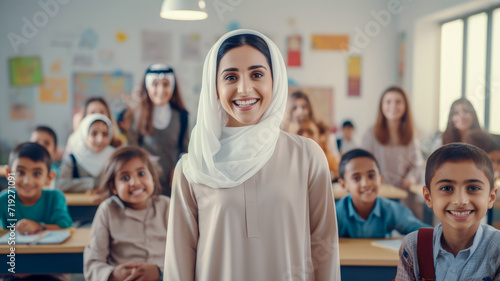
0;253;83;274
341;265;397;281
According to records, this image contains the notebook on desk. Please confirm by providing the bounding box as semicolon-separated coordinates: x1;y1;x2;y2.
0;230;72;245
371;239;402;252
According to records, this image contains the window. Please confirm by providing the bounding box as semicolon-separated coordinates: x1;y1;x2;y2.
439;6;500;134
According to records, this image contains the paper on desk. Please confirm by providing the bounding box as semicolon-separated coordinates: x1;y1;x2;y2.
0;230;71;244
371;239;403;252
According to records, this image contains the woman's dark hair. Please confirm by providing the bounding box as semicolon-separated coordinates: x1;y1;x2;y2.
136;67;187;136
374;86;414;145
289;91;315;122
442;98;481;145
216;34;273;78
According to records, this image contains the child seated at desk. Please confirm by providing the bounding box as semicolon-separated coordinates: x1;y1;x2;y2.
336;149;429;238
58;114;115;193
30;125;60;189
396;143;500;281
0;142;73;281
84;146;169;281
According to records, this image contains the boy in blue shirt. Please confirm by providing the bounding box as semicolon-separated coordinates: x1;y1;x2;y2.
0;142;72;233
396;143;500;281
336;149;429;238
30;125;60;189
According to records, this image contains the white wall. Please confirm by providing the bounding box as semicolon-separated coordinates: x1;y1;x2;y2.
0;0;401;158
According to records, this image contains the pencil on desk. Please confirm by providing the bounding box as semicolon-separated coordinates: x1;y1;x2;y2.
27;231;49;246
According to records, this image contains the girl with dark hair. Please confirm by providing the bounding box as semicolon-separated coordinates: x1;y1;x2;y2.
131;64;189;197
164;29;339;280
442;97;481;145
361;86;424;216
84;146;169;281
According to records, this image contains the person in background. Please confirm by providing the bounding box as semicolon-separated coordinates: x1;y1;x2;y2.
84;146;169;281
317;122;340;180
65;97;123;158
58;114;115;194
337;120;358;155
115;106;134;145
465;129;500;183
0;142;72;281
131;64;189;197
361;86;424;219
442;98;481;145
336;149;429;238
283;91;341;159
30;125;60;189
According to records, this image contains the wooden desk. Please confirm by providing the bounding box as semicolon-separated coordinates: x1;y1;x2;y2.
0;228;90;273
333;183;408;200
64;193;99;222
339;238;399;280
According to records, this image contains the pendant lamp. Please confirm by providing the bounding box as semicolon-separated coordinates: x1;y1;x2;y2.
160;0;208;20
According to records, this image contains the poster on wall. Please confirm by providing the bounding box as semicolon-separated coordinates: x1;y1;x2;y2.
73;72;133;113
9;87;35;120
8;56;43;86
286;35;302;67
348;56;361;97
287;86;335;128
142;30;172;62
181;33;201;61
311;35;349;50
39;77;68;104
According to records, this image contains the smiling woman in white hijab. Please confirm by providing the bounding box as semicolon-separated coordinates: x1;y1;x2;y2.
164;29;340;281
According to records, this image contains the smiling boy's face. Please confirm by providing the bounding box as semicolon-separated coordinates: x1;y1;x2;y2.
9;157;53;205
424;160;497;233
340;157;383;206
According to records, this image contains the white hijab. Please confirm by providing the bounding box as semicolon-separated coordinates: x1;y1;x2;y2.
182;29;288;189
72;113;115;177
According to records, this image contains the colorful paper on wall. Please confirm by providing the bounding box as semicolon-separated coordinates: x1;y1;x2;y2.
9;87;35;120
311;35;349;50
142;30;171;61
79;28;99;50
348;56;361;97
8;56;43;86
181;33;201;61
73;72;133;112
287;35;302;67
116;32;127;43
39;77;68;104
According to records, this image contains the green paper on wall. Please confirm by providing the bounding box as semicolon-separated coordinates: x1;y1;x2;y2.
9;56;43;86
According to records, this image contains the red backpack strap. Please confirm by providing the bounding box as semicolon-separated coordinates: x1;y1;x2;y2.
417;227;435;281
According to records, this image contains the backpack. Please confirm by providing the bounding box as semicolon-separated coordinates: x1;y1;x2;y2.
393;227;434;281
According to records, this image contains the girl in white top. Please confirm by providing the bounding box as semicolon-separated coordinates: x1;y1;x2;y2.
58;114;115;193
165;29;340;281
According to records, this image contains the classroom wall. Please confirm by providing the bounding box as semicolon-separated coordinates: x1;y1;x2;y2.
5;0;495;160
397;0;500;138
0;0;402;161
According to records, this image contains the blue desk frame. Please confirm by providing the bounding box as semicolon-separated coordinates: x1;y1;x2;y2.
0;253;83;274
